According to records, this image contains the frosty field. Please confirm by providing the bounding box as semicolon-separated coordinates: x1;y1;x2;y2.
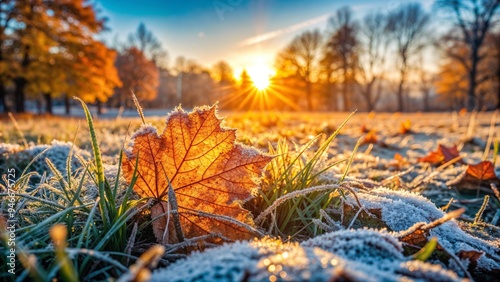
1;108;499;281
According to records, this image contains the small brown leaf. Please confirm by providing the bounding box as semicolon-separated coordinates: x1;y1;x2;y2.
458;250;483;266
401;229;428;248
123;105;272;244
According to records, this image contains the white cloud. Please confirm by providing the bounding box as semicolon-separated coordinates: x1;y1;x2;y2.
239;14;330;46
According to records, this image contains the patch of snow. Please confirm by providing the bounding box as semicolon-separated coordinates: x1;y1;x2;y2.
343;187;500;273
151;231;464;282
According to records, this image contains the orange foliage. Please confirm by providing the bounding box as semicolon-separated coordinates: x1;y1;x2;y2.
115;47;159;104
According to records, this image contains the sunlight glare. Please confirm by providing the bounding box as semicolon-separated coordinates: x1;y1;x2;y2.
248;64;273;91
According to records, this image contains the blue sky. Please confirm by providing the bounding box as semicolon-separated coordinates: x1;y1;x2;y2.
95;0;435;74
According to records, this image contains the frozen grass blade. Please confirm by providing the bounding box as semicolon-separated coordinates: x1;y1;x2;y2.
248;112;356;239
482;111;497;160
339;136;362;184
74;97;104;186
474;195;489;225
132;92;146;125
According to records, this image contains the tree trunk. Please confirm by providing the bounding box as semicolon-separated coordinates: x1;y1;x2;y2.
423;90;430;112
497;48;500;110
305;81;313;111
364;81;374;112
65;94;71;115
97;99;103;115
467;49;479;111
14;77;26;113
0;83;9;113
43;93;52;114
396;80;404;112
14;42;31;113
343;81;349;112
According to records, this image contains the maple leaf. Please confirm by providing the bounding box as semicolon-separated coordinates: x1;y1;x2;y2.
123;105;272;244
466;161;498;180
418;144;461;165
447;161;500;193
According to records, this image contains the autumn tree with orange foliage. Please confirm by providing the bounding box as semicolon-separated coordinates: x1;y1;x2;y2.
0;0;115;113
114;47;159;108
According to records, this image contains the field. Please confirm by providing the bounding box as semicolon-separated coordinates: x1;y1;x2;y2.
1;106;499;281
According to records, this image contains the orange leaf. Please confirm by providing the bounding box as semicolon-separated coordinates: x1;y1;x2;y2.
459;108;468;117
362;130;378;145
394;153;405;163
400;120;411;134
123;105;272;244
418;144;461;165
466;161;498;181
446;161;500;193
389;153;408;170
438;144;460;163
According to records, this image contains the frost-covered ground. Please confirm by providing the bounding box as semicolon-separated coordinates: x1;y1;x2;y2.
1;110;499;281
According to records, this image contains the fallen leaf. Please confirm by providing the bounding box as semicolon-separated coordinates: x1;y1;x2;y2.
459;108;468;117
401;229;428;248
458;250;483;269
360;124;370;133
123;105;272;244
447;161;500;193
400;120;412;134
467;161;498;180
418;144;461;165
362;130;378;145
389;153;408;170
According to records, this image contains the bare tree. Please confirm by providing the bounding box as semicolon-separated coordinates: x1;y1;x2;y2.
358;11;389;111
436;0;500;111
276;30;322;111
417;65;436;112
128;23;167;67
322;7;359;111
387;3;430;112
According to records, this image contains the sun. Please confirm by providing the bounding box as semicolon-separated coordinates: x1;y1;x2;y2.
247;64;273;91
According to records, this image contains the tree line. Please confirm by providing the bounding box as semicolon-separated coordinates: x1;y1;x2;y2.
272;1;500;112
0;0;499;114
